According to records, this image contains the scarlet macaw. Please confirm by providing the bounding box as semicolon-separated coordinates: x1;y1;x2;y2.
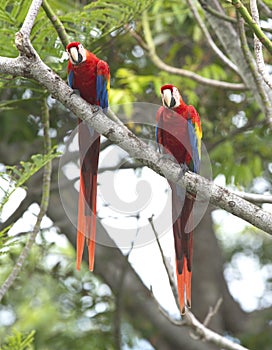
156;84;202;314
66;42;110;271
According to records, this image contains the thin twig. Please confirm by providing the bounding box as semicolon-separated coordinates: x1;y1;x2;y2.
130;15;247;91
250;0;272;89
154;291;248;350
235;191;272;204
258;0;272;17
0;95;52;302
148;215;180;312
42;0;70;48
186;0;240;75
199;0;272;34
189;298;223;340
184;311;250;350
203;297;223;326
236;12;272;124
230;0;272;54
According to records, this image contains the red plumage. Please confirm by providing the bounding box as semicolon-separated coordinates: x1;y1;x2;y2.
67;42;110;271
156;85;201;314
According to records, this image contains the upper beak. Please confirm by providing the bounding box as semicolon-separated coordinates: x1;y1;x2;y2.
69;47;80;64
162;89;175;108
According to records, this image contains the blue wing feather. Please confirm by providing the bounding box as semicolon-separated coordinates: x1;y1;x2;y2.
68;70;74;88
96;75;109;110
96;60;110;110
155;124;159;144
188;119;200;173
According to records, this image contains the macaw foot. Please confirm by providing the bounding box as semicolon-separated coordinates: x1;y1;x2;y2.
159;153;175;162
69;88;80;97
91;105;100;113
180;163;189;175
176;163;189;181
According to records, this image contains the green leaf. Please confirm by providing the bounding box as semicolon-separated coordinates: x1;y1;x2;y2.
0;329;35;350
0;147;60;213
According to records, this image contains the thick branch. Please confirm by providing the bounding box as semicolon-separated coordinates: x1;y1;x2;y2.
1;36;272;235
20;0;43;38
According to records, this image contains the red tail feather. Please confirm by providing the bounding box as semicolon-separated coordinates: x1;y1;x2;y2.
76;173;97;271
172;189;194;314
76;122;100;271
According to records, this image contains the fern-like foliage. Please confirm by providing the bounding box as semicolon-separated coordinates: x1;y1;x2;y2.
0;0;153;63
0;146;60;213
0;329;35;350
0;225;15;255
61;0;154;40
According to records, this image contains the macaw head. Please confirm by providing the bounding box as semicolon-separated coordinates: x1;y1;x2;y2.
66;42;87;65
160;84;182;109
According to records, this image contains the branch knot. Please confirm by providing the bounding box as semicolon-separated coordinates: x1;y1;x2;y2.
15;32;37;59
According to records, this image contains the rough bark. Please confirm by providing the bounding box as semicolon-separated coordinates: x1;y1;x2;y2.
1;49;271;234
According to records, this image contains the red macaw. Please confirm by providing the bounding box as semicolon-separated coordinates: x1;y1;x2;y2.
156;84;202;314
66;42;110;271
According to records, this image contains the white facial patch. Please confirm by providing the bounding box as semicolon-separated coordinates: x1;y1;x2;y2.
77;44;87;62
172;87;181;107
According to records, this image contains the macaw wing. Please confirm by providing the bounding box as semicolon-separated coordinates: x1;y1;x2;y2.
96;60;110;110
187;105;202;173
155;106;165;151
67;69;74;89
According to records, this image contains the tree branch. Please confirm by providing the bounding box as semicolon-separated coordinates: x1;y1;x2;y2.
1;36;272;234
199;0;272;116
184;311;249;350
154;299;248;350
230;0;272;54
235;191;272;204
250;0;272;89
186;0;240;75
236;12;272;124
141;12;247;90
198;0;272;34
149;215;180;311
20;0;43;38
0;95;52;302
42;0;69;48
126;16;247;91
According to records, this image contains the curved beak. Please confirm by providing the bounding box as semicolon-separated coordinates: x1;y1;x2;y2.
69;47;83;65
162;89;176;108
70;47;78;63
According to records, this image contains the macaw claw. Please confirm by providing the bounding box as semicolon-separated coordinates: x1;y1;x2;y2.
69;88;80;98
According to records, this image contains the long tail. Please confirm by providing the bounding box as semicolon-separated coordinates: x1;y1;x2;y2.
171;183;194;314
77;121;100;271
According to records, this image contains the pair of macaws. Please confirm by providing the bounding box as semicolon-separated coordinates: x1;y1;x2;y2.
66;42;202;314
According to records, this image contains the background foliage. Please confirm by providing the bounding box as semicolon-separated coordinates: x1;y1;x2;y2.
0;0;271;349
